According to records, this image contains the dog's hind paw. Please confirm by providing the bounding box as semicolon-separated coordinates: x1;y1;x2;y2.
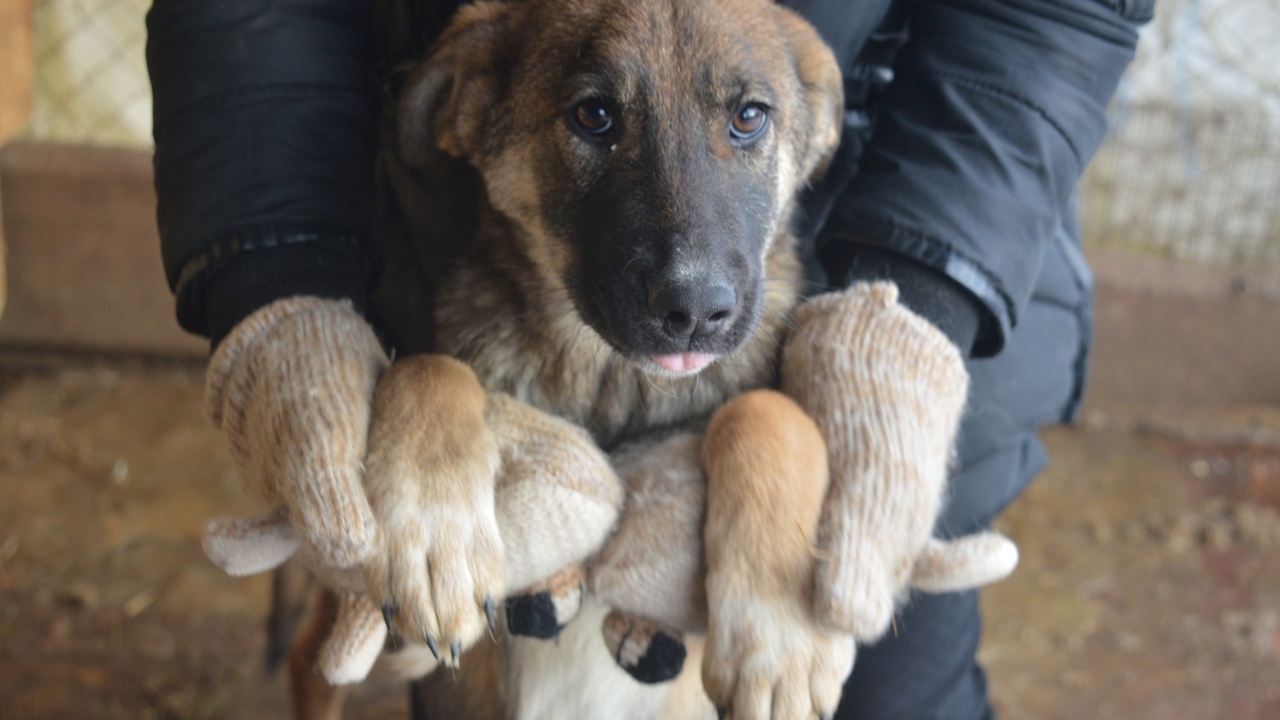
601;610;687;684
505;565;587;638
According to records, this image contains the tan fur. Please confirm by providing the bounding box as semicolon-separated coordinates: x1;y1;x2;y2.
701;391;854;718
362;355;507;663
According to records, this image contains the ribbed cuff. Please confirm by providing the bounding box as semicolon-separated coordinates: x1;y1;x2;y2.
822;243;980;357
179;240;372;348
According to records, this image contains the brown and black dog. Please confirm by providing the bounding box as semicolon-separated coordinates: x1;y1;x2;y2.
295;0;848;718
376;0;841;443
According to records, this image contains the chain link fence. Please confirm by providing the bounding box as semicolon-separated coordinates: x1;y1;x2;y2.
1081;0;1280;267
21;0;1280;264
28;0;152;148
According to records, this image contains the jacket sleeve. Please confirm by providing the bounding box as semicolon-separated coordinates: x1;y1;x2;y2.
147;0;378;345
816;0;1152;357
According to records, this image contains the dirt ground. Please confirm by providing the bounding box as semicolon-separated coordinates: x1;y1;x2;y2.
0;362;1277;719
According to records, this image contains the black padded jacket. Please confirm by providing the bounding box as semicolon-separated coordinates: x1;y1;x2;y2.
147;0;1151;525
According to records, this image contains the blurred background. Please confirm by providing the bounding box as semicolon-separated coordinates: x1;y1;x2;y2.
0;0;1277;718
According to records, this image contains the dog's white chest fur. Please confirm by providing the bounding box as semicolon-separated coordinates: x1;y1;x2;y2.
506;600;712;720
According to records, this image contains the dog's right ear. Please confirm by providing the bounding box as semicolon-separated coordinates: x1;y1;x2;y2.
397;2;516;168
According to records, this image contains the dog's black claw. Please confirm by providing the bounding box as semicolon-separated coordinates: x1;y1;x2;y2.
484;596;499;633
425;634;441;661
381;604;395;631
620;630;686;685
451;639;462;662
716;706;729;720
505;591;560;639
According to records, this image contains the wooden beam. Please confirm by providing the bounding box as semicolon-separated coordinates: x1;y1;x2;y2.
0;141;205;356
0;0;34;142
0;0;35;319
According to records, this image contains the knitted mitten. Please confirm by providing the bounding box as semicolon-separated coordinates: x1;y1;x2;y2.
202;359;624;684
910;534;1019;593
485;393;625;639
320;592;389;685
486;393;625;588
207;296;388;569
202;514;382;684
781;281;972;641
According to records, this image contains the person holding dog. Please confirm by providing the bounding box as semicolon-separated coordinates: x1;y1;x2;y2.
147;0;1152;718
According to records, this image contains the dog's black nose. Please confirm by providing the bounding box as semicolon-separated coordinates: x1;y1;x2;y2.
648;281;737;339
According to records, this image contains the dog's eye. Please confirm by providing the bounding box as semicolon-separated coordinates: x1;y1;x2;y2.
730;103;769;141
573;98;614;136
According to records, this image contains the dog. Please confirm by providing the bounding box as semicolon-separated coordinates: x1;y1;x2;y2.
218;2;1022;717
355;1;849;717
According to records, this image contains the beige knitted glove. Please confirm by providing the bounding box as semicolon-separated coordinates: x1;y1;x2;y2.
203;356;624;685
361;359;625;666
782;281;990;641
202;513;381;685
207;296;388;569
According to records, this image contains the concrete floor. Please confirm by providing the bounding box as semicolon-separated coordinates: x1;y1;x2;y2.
0;362;1277;719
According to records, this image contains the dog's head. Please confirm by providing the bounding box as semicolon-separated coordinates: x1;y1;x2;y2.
398;0;842;376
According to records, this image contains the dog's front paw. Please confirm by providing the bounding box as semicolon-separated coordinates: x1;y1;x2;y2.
361;355;507;667
702;592;854;720
364;489;505;666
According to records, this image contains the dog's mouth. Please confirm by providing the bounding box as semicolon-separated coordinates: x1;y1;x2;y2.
569;274;763;379
645;352;720;376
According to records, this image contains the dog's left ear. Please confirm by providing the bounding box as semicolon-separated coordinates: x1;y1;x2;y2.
397;1;517;168
775;7;844;183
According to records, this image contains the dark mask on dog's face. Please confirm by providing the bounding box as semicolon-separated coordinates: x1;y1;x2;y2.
398;0;841;377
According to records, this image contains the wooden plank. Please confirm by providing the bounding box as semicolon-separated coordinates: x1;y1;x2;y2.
0;0;34;319
0;141;205;356
1082;247;1280;415
0;0;34;142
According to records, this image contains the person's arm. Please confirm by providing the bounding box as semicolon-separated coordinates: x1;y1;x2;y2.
817;0;1153;357
147;0;377;345
147;0;389;570
785;0;1151;640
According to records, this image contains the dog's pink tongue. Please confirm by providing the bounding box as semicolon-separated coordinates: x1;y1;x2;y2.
651;352;716;374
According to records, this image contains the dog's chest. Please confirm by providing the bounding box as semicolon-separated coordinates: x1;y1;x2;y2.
505;600;715;720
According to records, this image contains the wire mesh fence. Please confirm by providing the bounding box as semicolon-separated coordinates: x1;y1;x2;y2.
28;0;152;148
1081;0;1280;267
20;0;1280;265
